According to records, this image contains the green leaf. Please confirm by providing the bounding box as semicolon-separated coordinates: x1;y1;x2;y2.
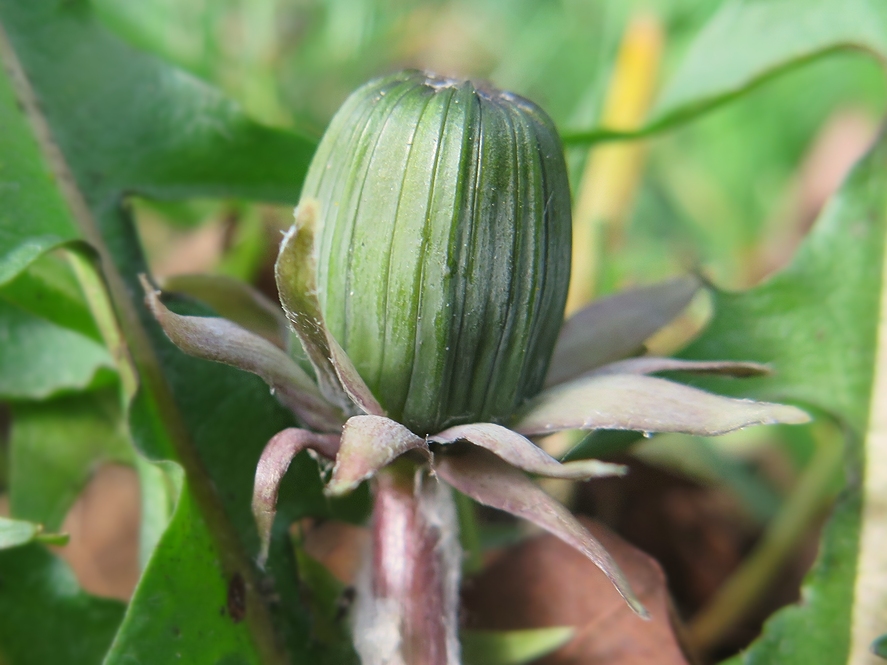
682;133;887;430
873;634;887;659
124;320;334;662
0;0;349;660
0;36;78;285
683;131;887;662
124;292;368;660
105;481;267;665
563;0;887;145
0;299;114;400
0;1;315;205
654;0;887;128
0;544;125;665
10;388;133;531
0;517;69;549
461;627;574;665
0;251;102;342
0;515;39;549
134;456;183;569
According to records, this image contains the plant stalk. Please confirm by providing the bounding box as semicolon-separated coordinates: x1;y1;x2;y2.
354;466;461;665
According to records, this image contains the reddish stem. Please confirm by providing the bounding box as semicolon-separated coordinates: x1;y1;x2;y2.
355;467;459;665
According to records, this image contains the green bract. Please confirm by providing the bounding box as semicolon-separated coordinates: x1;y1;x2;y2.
296;69;572;435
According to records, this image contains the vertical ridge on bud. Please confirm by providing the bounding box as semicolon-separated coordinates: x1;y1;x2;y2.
298;70;571;435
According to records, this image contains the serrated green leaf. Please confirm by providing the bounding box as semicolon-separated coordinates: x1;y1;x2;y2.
124;317;340;662
681;132;887;428
682;130;887;663
0;544;125;665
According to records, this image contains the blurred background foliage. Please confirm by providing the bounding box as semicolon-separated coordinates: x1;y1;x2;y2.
92;0;885;292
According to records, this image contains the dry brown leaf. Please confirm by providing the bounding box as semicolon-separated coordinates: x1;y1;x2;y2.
56;464;141;601
299;519;370;585
461;517;690;665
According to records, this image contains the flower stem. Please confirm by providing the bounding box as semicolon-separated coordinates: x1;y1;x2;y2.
354;465;461;665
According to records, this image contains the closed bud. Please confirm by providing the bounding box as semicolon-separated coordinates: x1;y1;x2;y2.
295;70;571;435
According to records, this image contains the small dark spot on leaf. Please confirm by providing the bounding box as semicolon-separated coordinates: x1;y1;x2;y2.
171;626;181;637
227;572;247;623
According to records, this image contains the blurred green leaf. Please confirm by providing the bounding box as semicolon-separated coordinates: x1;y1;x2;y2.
873;633;887;659
134;456;182;569
655;0;887;126
0;44;78;285
0;515;39;549
562;429;643;462
0;517;69;549
682;133;885;431
461;626;574;665
0;544;125;665
683;131;887;662
0;299;114;400
0;2;315;206
10;388;133;531
564;0;887;144
0;252;103;342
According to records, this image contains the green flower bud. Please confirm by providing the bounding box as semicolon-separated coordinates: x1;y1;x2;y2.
298;70;571;435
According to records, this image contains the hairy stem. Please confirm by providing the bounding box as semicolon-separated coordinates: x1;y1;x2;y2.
354;466;461;665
